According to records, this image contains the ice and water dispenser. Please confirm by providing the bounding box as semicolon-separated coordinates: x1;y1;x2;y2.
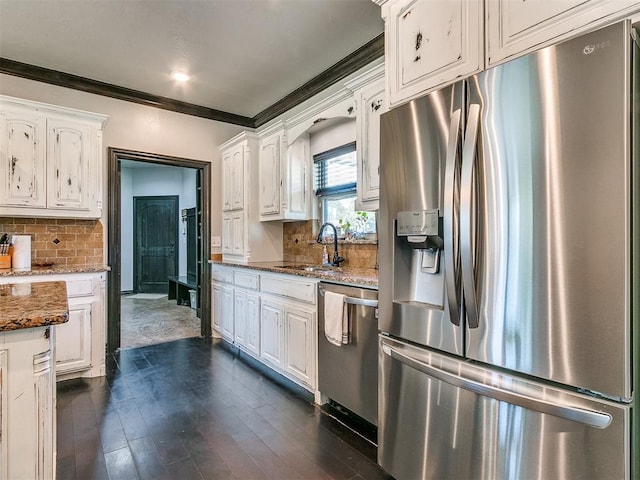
393;209;446;308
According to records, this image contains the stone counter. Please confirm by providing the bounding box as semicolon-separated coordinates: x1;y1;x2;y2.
0;263;109;277
209;259;378;288
0;281;69;331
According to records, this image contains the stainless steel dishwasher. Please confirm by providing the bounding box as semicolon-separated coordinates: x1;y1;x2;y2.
318;282;378;426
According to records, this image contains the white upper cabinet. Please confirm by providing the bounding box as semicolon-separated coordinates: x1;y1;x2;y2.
0;95;106;218
219;131;283;264
221;206;244;257
284;134;311;220
259;129;283;217
384;0;483;106
377;0;640;94
222;142;244;212
486;0;640;65
0;107;46;207
47;117;91;210
258;122;312;222
355;77;386;211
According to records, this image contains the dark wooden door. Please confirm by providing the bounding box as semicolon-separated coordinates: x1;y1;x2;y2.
134;196;179;293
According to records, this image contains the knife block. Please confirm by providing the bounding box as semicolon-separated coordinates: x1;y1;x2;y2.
0;246;13;269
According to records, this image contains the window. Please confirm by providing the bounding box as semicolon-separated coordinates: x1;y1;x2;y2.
314;142;376;239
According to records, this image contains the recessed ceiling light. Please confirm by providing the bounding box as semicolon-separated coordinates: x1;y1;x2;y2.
171;71;190;82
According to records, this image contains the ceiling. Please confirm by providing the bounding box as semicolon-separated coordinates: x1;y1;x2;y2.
0;0;384;123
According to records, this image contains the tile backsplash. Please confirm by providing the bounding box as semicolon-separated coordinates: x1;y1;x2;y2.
283;220;378;269
0;217;103;266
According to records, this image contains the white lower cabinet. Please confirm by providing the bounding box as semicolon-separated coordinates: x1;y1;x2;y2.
211;264;236;341
283;304;316;388
0;271;106;380
212;283;223;333
211;264;318;391
260;298;285;368
220;284;234;341
234;288;260;358
0;327;55;480
55;301;92;373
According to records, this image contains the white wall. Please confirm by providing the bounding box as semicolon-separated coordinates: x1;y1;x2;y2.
0;73;245;260
120;165;197;292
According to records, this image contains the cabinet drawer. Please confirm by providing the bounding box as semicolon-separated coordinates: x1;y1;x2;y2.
66;279;93;298
234;271;259;290
211;266;234;284
261;275;316;304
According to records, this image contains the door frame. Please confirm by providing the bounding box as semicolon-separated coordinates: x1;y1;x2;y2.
107;148;212;353
133;195;179;294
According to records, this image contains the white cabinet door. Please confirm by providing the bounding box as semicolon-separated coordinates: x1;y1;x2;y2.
234;289;248;347
221;284;235;341
212;283;223;333
285;135;310;219
486;0;640;65
222;143;244;211
356;78;386;211
55;301;92;374
221;214;232;254
386;0;483;106
46;117;91;210
283;304;316;388
0;109;46;207
260;298;284;368
231;145;245;211
259;131;281;216
222;212;244;257
245;291;260;357
231;212;244;256
222;148;234;211
235;288;260;357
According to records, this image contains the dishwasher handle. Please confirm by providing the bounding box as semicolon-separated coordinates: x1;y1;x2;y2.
344;297;378;308
318;287;378;308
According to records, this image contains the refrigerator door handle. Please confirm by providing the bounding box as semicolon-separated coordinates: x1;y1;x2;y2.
381;342;613;429
443;108;462;326
460;103;481;329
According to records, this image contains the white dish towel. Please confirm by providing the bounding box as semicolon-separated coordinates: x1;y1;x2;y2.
324;291;348;347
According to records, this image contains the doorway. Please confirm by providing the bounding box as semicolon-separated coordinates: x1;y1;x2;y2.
107;148;212;354
133;195;179;293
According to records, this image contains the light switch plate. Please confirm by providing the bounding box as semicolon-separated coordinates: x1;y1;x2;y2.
212;236;221;247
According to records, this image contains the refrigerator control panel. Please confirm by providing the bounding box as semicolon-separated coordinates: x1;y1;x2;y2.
396;210;439;236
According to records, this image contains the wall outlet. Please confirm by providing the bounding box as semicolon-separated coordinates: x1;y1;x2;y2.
211;236;221;247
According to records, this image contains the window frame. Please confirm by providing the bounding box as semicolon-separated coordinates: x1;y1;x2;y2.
313;141;357;198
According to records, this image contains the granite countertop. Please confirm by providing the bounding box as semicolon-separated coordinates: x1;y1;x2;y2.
0;281;69;331
0;264;110;277
209;259;378;288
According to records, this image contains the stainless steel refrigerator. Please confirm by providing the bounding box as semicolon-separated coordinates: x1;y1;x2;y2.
378;20;639;480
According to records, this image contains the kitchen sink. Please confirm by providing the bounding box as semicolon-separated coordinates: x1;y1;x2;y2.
278;264;340;273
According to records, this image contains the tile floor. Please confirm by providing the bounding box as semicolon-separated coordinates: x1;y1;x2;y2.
120;295;201;349
56;337;392;480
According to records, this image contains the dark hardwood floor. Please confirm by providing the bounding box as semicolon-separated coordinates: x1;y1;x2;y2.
56;337;393;480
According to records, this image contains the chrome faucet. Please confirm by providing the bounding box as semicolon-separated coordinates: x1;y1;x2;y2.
316;222;345;267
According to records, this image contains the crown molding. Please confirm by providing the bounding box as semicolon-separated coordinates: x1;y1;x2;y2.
0;57;255;128
252;33;384;128
0;32;384;129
